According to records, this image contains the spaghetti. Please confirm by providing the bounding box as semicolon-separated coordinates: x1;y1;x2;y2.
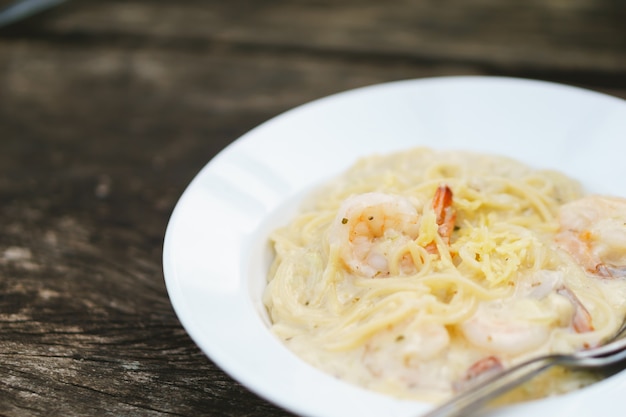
263;147;626;403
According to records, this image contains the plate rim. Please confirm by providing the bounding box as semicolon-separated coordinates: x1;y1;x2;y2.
163;75;626;417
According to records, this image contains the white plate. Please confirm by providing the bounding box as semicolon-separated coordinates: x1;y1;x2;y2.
163;76;626;417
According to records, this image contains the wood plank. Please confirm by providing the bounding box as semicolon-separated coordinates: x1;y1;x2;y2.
7;0;625;78
0;39;310;416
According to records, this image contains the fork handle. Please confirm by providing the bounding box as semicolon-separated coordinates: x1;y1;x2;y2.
421;356;560;417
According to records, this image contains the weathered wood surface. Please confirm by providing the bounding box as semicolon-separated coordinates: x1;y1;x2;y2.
0;1;625;416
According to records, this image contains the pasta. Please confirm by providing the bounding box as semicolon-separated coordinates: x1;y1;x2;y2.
263;147;626;403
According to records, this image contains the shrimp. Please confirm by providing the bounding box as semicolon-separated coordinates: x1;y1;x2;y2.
330;185;456;278
362;323;451;391
460;306;552;355
461;270;594;354
555;196;626;278
330;192;421;277
426;184;457;254
517;270;594;334
556;286;594;333
454;356;504;392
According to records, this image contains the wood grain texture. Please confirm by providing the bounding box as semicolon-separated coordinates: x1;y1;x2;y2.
0;0;625;416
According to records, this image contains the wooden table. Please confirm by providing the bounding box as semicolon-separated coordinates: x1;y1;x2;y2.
1;1;624;416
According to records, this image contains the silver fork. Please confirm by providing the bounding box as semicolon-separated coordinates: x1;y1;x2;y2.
422;322;626;417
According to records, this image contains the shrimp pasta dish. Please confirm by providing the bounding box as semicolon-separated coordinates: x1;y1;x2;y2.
263;147;626;403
